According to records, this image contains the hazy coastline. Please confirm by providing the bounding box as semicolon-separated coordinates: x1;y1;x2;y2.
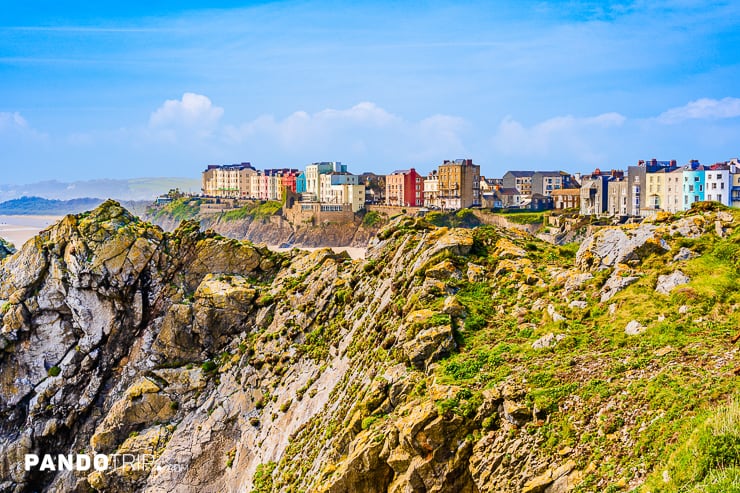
0;215;63;247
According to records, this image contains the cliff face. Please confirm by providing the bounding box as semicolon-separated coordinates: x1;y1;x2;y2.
147;209;381;248
0;201;738;493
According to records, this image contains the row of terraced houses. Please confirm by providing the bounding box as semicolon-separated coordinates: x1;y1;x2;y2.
201;156;740;217
201;159;486;211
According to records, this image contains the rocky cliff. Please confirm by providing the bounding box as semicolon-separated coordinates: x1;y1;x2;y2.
0;201;738;492
147;205;381;248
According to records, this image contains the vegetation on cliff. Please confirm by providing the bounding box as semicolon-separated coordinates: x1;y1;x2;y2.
0;201;738;492
221;201;282;221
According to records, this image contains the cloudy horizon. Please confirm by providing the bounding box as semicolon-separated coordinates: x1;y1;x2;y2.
2;1;739;184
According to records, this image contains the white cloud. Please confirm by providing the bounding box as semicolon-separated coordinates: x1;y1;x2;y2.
657;97;740;124
0;112;30;132
149;92;224;131
223;102;469;164
491;112;626;163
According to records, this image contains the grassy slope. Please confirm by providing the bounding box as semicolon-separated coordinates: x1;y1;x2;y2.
409;211;739;491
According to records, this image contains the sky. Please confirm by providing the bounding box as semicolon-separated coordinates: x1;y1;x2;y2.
1;0;740;184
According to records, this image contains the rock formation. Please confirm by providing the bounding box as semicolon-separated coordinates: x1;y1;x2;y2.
0;202;738;492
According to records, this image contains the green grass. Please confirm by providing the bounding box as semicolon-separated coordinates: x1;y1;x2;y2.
251;461;277;493
642;397;740;492
222;201;282;221
155;197;201;222
501;211;545;224
362;210;384;227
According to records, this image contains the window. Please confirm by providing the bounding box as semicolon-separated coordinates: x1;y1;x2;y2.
695;176;700;182
713;182;717;189
699;185;703;192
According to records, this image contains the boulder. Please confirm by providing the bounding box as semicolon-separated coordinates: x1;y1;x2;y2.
625;320;646;336
494;238;527;259
0;237;15;260
655;270;690;294
563;272;593;294
600;269;639;302
546;304;565;322
425;260;462;280
466;263;486;282
403;325;456;371
576;225;669;271
532;333;565;350
502;399;531;427
672;247;697;262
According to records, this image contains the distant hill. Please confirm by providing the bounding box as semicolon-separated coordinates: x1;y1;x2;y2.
0;197;105;215
0;177;200;203
0;196;154;216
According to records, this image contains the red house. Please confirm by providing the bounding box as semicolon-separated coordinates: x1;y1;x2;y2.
385;168;424;207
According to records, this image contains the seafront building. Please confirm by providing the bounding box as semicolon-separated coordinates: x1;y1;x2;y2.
386;168;424;207
201;155;740;219
437;159;481;209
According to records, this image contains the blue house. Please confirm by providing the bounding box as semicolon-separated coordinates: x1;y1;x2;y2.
682;162;706;210
296;172;307;194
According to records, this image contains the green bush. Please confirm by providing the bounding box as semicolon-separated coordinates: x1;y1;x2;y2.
699;433;740;473
47;366;61;377
362;210;383;227
251;461;276;493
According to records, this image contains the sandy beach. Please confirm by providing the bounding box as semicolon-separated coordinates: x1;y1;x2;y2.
0;215;63;248
268;245;366;260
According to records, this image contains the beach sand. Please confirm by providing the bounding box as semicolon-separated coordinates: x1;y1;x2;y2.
269;245;366;260
0;215;64;248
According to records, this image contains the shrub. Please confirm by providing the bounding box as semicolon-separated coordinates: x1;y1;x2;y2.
361;416;380;430
362;210;383;227
251;461;276;493
47;366;61;377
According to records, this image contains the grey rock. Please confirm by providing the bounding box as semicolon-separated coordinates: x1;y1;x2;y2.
568;300;588;310
546;304;565;322
672;247;697;262
564;272;594;294
532;332;566;350
718;211;734;223
404;325;456;371
600;269;639;302
576;224;669;270
656;270;690;294
625;320;646;335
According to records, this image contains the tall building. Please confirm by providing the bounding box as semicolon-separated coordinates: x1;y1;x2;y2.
607;177;629;216
705;163;731;206
580;169;622;216
201;162;257;198
304;162;347;201
682;164;706;210
438;159;481;209
296;172;307;194
502;171;535;197
385;168;424;207
358;172;385;204
532;171;573;197
423;170;439;208
319;172;359;203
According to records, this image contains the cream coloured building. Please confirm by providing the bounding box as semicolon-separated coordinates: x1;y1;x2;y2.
201;163;257;198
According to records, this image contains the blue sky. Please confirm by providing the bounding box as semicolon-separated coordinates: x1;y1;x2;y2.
1;0;740;184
